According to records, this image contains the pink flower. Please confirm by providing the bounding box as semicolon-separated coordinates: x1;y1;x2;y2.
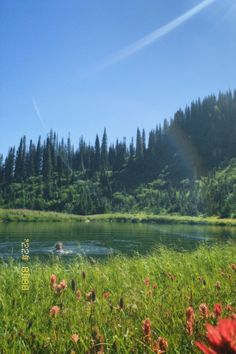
50;274;57;285
71;334;79;343
186;307;195;336
152;337;168;353
49;306;60;316
199;304;210;319
195;318;236;354
214;304;222;318
103;291;111;299
142;319;151;342
231;263;236;272
59;280;67;289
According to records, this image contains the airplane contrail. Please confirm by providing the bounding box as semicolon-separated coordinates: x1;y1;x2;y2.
104;0;216;66
32;97;48;132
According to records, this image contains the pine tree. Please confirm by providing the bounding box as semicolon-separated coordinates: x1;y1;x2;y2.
94;135;101;171
101;128;108;170
136;128;143;160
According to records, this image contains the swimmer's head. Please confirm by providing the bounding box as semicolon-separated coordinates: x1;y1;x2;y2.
55;242;64;251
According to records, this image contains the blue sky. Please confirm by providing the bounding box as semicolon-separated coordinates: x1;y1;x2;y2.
0;0;236;156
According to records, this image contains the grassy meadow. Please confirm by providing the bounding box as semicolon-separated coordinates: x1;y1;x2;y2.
1;208;236;226
0;243;236;353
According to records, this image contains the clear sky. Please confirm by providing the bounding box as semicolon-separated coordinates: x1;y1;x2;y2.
0;0;236;157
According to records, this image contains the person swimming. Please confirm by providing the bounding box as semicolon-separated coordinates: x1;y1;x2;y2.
51;242;72;255
53;242;66;254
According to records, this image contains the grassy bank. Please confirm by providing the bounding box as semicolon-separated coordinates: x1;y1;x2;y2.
0;244;236;353
1;208;236;226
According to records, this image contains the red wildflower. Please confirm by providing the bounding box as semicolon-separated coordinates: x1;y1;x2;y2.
214;304;222;318
103;291;111;299
59;280;67;289
71;334;79;343
225;305;233;312
186;307;195;336
142;319;151;342
186;307;195;321
152;337;168;353
199;304;210;319
144;278;150;287
195;318;236;354
49;305;60;316
50;274;57;285
230;263;236;272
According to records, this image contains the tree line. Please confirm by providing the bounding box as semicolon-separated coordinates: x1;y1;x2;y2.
0;90;236;216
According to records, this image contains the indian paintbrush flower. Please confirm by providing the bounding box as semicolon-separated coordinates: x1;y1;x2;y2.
49;306;60;316
142;318;152;343
195;318;236;354
152;337;168;353
186;306;195;336
50;274;57;286
71;334;79;343
199;304;210;319
214;303;222;318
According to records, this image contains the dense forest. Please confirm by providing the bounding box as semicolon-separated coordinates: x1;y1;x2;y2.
0;90;236;217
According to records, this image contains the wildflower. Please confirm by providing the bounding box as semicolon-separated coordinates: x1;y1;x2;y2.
49;306;60;316
231;263;236;272
215;281;221;290
186;307;195;336
76;290;81;300
144;278;150;287
186;306;195;321
152;337;168;353
195;318;236;354
103;291;111;299
86;290;96;303
214;303;222;318
153;283;158;289
71;334;79;343
59;280;67;289
50;274;57;285
225;305;233;312
142;318;151;342
199;304;210;319
86;291;92;302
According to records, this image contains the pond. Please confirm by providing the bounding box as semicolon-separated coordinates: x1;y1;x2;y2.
0;221;235;260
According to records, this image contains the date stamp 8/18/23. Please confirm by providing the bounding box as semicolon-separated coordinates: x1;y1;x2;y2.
21;238;30;291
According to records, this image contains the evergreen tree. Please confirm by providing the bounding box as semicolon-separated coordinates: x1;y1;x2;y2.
136;128;143;160
94;135;101;171
101;128;108;170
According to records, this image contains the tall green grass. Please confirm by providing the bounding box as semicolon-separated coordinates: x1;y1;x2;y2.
0;244;235;353
1;208;236;226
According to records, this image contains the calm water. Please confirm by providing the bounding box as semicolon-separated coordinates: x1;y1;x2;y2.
0;221;235;260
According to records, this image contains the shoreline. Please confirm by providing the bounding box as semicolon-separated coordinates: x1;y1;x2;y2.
0;208;236;226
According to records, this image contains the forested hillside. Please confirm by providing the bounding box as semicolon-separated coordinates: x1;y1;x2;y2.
0;90;236;216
